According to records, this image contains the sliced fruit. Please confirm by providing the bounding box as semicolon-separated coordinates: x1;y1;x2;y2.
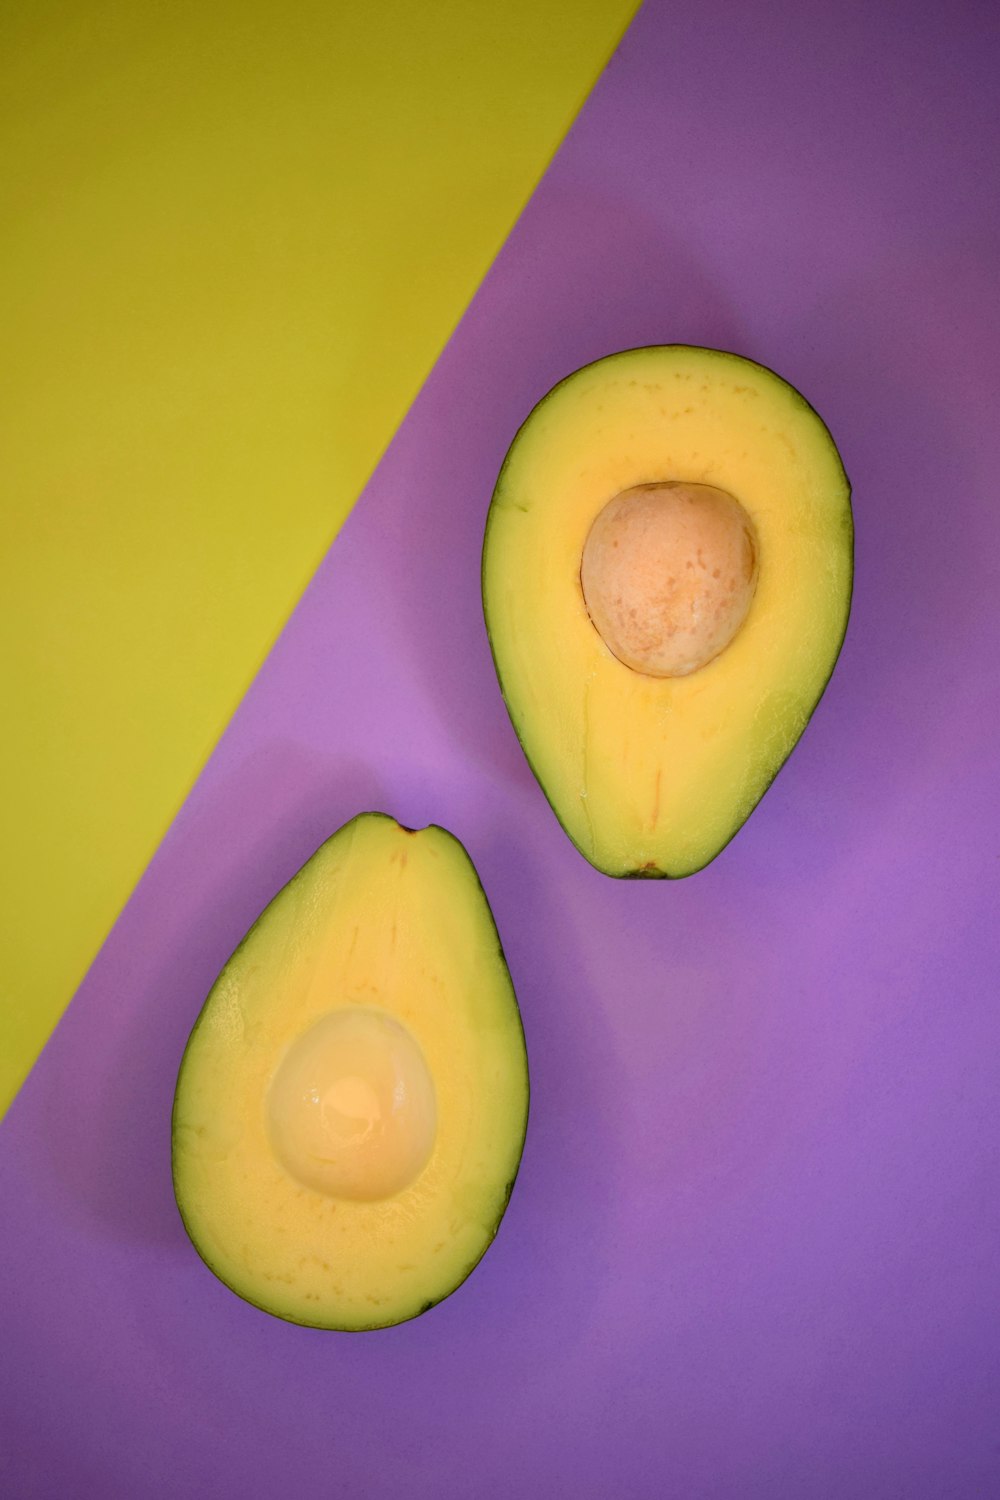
482;345;853;876
172;812;529;1329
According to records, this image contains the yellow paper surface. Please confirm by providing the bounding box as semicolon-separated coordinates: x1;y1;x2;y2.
0;0;637;1113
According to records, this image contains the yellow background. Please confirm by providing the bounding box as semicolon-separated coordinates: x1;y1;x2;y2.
0;0;637;1114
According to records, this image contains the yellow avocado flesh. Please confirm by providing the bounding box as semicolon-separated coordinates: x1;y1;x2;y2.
172;814;529;1329
482;346;853;877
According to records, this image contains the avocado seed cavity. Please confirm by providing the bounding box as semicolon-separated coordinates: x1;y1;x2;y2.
266;1007;437;1202
580;482;759;677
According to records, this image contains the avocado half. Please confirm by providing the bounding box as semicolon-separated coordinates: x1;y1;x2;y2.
172;813;529;1330
482;345;853;878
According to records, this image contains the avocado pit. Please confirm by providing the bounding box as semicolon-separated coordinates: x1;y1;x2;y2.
580;481;759;677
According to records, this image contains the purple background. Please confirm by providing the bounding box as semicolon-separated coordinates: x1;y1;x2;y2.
3;2;999;1495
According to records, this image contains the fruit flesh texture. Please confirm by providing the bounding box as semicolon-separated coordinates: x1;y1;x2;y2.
483;345;852;877
172;813;529;1329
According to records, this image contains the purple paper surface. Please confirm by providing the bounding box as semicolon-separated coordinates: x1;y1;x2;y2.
3;2;999;1496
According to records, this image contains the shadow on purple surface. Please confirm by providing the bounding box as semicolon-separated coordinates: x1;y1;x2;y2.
381;179;748;794
740;243;999;908
32;746;387;1250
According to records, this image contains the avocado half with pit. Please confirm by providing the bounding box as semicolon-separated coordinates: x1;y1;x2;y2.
172;813;529;1329
482;345;853;877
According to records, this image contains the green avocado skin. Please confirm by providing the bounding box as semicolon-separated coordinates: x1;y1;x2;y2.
171;812;530;1331
481;345;854;878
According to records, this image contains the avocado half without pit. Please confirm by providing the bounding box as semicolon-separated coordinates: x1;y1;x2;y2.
172;813;529;1330
482;345;853;878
